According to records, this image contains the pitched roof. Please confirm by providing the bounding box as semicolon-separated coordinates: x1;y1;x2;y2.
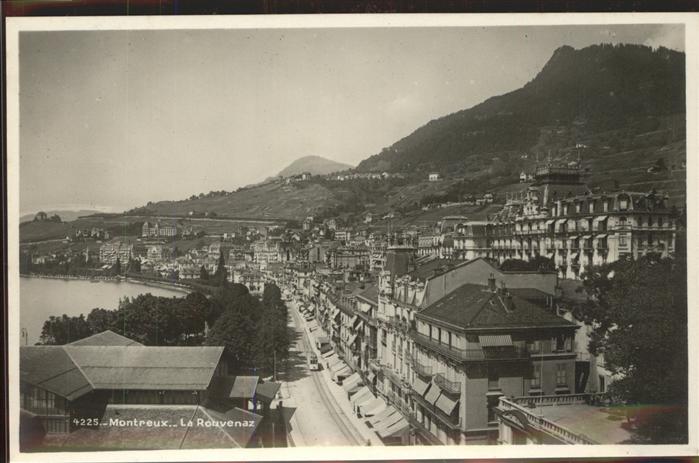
21;333;225;399
229;376;259;399
68;330;144;347
418;284;575;330
356;284;379;306
19;346;93;401
408;258;460;280
254;381;281;401
64;346;224;390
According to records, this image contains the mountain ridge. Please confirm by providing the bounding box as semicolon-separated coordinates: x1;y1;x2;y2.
277;155;353;178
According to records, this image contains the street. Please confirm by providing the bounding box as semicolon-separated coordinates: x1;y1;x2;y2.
278;300;362;447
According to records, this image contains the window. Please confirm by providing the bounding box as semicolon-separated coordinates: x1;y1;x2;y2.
589;201;595;213
488;369;500;390
530;340;541;353
487;395;500;423
658;216;664;228
599;375;606;393
648;216;653;227
531;368;541;388
556;364;567;386
619;197;628;210
575;203;581;213
603;201;609;212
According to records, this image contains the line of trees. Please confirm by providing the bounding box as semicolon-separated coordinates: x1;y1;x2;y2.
37;280;291;377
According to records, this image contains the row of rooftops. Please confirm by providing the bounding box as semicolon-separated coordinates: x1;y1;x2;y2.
20;330;280;403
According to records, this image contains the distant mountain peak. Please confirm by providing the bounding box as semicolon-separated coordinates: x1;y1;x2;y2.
277;155;353;178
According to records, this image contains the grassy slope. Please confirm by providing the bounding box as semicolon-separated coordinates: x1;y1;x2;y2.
137;181;340;220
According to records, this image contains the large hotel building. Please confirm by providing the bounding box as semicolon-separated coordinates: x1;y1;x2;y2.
426;163;676;280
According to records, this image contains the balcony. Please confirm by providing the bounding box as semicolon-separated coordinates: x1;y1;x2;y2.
411;331;529;363
412;390;462;430
497;394;603;444
412;359;433;378
434;373;461;395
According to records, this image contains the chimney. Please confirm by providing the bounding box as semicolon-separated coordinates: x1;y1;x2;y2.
487;273;496;292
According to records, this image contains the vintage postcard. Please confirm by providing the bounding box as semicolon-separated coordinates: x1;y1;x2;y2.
5;13;698;462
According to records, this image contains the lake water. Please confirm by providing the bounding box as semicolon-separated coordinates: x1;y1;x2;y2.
19;277;188;345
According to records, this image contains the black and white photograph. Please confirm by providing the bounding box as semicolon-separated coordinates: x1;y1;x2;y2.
6;13;698;461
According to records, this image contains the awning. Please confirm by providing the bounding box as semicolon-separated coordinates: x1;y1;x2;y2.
349;315;359;325
355;390;377;410
321;349;335;359
326;354;341;367
378;417;409;439
358;396;383;416
545;219;555;226
342;372;362;392
367;371;376;383
350;386;371;404
435;394;459;415
596;234;608;239
331;360;348;373
348;334;358;345
593;215;608;223
555;218;568;226
478;334;513;347
580;235;591;240
424;383;442;405
333;365;352;381
567;235;579;241
356;321;364;331
413;376;430;396
368;406;397;427
571;252;580;260
374;408;404;431
363;398;387;417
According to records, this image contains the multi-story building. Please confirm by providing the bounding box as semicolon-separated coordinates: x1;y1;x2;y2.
488;164;676;279
141;221;178;238
368;254;579;445
415;164;677;280
328;246;370;270
252;239;282;267
99;241;134;265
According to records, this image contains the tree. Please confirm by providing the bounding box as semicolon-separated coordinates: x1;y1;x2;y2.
213;252;227;286
126;258;141;274
39;314;92;345
86;308;119;334
575;251;687;443
199;265;209;281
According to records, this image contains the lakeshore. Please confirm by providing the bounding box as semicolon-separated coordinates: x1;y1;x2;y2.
19;276;189;345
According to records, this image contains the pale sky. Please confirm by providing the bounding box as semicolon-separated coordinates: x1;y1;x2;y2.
19;24;684;214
